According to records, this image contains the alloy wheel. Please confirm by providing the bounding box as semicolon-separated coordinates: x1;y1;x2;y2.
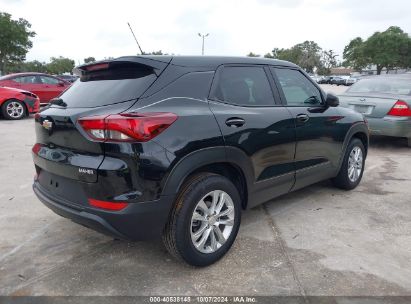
190;190;235;254
348;146;363;182
6;101;24;119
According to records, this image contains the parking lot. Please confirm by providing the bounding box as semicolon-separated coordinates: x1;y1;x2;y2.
1;84;411;297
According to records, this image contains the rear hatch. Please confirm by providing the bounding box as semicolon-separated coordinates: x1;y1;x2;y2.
33;57;171;204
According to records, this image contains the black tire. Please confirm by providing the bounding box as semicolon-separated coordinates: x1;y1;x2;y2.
1;99;26;120
332;138;365;190
163;173;241;267
407;138;411;148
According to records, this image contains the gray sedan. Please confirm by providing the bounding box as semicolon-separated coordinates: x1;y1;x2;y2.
338;75;411;147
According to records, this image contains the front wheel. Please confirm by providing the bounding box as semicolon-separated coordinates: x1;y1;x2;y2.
1;99;26;120
332;138;365;190
163;173;241;266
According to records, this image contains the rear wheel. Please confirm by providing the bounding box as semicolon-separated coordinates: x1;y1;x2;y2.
1;99;26;120
332;138;365;190
163;173;241;266
407;138;411;147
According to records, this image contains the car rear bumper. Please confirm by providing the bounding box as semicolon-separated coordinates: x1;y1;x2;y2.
33;181;175;241
367;116;411;138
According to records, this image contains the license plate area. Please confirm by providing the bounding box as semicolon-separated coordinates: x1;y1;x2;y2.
38;170;88;207
349;104;374;115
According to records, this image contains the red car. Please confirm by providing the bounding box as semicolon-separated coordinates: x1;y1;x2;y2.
0;73;71;105
0;86;40;119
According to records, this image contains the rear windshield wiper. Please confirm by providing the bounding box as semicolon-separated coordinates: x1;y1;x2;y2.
50;98;67;107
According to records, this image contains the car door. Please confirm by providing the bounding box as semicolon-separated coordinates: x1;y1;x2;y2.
39;76;65;102
271;67;344;191
208;65;296;208
12;75;47;102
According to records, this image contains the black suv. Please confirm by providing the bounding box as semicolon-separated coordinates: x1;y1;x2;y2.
32;56;368;266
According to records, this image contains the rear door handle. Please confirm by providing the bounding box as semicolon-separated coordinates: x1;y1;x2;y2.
296;114;309;123
225;117;245;128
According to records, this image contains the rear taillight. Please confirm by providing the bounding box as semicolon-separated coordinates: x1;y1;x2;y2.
387;100;411;117
88;199;128;211
77;112;178;142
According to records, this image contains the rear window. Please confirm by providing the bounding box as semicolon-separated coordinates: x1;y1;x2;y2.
59;62;157;108
348;78;411;95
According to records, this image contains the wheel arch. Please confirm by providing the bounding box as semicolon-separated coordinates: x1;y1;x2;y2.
337;122;369;172
161;147;254;210
351;131;368;156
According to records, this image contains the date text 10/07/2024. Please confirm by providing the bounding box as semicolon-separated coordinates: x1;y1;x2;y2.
149;296;257;303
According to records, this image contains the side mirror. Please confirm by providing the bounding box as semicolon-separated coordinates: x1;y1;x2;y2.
58;81;65;87
325;93;339;107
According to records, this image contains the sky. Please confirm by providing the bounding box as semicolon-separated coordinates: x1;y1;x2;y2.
1;0;411;65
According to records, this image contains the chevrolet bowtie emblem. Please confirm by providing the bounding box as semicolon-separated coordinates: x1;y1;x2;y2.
42;119;53;130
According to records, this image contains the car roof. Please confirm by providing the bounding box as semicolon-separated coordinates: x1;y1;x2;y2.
1;72;57;79
114;55;298;69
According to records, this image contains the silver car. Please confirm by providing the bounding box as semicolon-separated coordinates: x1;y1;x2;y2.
345;77;358;86
338;75;411;147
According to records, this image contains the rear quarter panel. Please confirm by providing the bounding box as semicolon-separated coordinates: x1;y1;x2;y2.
335;106;369;169
126;70;226;197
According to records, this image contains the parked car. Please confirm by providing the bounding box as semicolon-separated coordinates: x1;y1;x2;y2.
310;75;323;83
55;74;79;83
330;77;346;86
32;56;369;266
338;76;411;146
0;73;71;105
0;86;40;119
345;77;358;86
318;76;332;84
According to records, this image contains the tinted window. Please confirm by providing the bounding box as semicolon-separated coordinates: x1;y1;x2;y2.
213;66;275;106
13;76;40;84
273;68;322;106
40;76;60;85
348;78;411;95
58;63;157;108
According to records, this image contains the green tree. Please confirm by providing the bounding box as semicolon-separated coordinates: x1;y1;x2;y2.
84;57;96;63
321;50;338;69
295;41;322;73
264;52;275;59
343;26;411;74
266;47;302;64
0;12;36;75
318;49;339;75
144;50;165;55
246;52;260;57
266;41;322;73
8;60;47;73
343;37;368;71
365;26;411;74
46;56;75;74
